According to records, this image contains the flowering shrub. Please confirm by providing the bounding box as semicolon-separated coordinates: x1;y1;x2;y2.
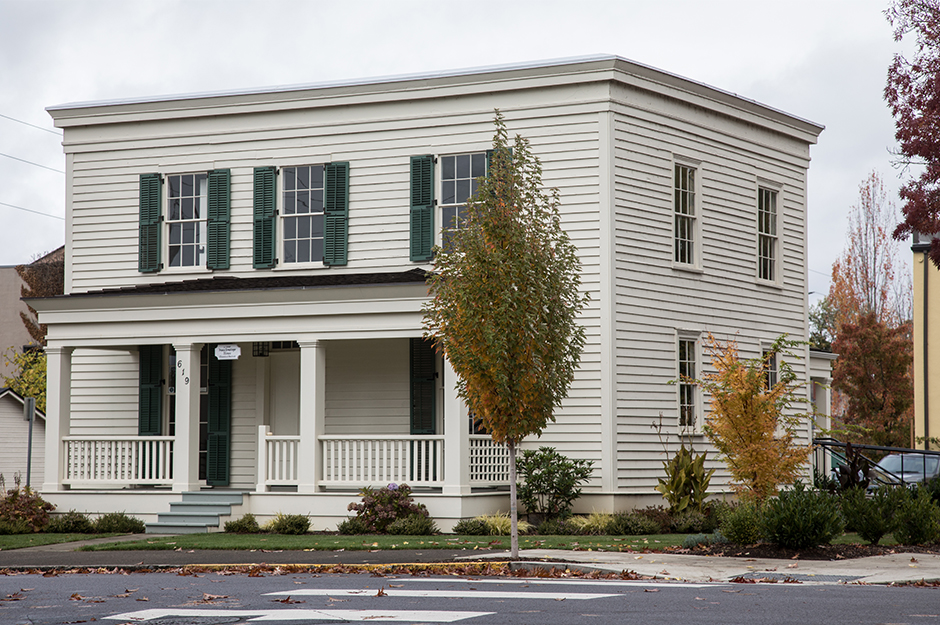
346;483;429;533
0;475;54;533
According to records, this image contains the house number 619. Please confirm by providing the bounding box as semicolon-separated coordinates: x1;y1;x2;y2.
177;360;190;385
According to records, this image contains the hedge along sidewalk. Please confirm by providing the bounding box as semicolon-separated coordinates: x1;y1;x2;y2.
76;534;685;552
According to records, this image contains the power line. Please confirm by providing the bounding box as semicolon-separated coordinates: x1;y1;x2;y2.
0;201;64;221
0;113;61;136
0;152;64;174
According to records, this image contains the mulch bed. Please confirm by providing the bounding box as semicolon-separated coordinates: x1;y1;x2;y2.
686;541;940;560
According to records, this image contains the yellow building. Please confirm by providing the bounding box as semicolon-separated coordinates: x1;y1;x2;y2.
913;232;940;450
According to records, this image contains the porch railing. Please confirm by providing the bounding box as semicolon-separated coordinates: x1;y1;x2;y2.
62;436;174;487
256;426;300;491
469;435;511;485
320;435;444;487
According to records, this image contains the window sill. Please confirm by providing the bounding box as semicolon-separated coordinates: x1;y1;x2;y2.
755;278;783;290
671;263;704;275
273;262;329;270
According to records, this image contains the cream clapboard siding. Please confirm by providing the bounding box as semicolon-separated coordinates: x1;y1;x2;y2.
324;339;410;436
229;351;259;490
0;396;44;486
69;348;139;437
610;91;812;493
62;91;608;483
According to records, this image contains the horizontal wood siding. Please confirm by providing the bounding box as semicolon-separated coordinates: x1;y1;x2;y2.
69;348;139;437
229;353;259;490
0;400;44;486
611;91;812;493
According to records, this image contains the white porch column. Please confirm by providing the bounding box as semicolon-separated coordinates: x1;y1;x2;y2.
442;356;471;495
172;344;202;492
298;340;325;493
42;346;72;493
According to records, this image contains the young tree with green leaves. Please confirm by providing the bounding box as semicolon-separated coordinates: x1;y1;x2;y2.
2;348;46;412
423;112;589;558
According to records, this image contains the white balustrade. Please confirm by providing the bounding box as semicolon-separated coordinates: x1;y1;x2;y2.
62;436;174;487
256;426;301;491
469;435;511;485
320;435;444;487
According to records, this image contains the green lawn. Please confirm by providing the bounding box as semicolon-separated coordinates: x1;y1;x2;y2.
80;533;686;552
0;533;121;550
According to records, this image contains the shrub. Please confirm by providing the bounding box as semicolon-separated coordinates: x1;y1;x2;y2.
0;480;54;533
46;510;94;534
924;476;940;506
840;486;901;545
762;481;844;549
682;531;728;549
893;486;940;545
571;512;614;535
537;517;580;535
0;518;31;535
701;500;731;533
337;516;368;535
477;513;533;536
452;518;488;536
347;483;429;534
224;513;261;534
719;500;764;544
94;512;145;534
636;506;672;533
607;511;662;536
671;509;708;534
516;447;593;520
266;512;310;535
386;514;438;536
655;444;715;514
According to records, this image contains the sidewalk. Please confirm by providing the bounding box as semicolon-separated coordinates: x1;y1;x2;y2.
2;536;939;585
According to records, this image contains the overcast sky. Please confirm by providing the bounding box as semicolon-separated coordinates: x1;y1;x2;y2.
0;0;914;302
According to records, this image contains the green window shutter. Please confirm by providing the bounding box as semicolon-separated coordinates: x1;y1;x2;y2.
253;166;277;269
138;345;163;436
138;174;162;273
409;155;435;262
410;337;436;435
206;169;231;270
323;161;349;266
206;348;232;486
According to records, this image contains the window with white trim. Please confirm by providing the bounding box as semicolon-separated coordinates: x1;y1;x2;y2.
758;187;778;282
674;164;696;265
440;152;486;249
763;349;778;389
678;337;698;428
281;165;325;264
166;173;208;268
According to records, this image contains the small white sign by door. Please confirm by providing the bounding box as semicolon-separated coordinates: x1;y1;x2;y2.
214;344;241;360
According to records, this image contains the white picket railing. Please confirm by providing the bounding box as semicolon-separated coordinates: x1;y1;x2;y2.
469;435;511;485
256;426;300;491
320;435;444;487
62;436;174;487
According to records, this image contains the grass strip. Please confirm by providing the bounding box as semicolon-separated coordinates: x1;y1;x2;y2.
0;533;122;550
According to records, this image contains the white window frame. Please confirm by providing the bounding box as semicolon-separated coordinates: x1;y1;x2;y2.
279;164;326;266
756;181;782;286
437;151;488;249
677;331;702;432
672;157;703;271
164;172;208;271
761;345;779;390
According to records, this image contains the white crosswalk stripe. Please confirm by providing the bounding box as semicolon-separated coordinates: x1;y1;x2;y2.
266;588;618;600
105;607;491;622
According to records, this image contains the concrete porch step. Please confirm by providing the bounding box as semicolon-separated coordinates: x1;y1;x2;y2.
180;491;245;505
146;521;211;534
145;491;246;534
156;511;221;526
168;501;233;515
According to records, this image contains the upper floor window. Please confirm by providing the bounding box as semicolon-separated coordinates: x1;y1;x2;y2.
678;337;698;429
674;164;696;265
166;174;208;268
758;187;778;282
440;152;486;249
282;165;325;264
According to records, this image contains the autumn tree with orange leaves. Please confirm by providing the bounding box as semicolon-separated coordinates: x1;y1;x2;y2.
695;334;809;501
423;112;589;558
825;172;913;447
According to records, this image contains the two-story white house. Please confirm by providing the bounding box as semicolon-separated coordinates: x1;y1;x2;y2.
35;55;825;532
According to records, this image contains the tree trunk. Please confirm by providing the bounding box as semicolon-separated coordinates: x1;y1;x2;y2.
508;438;519;559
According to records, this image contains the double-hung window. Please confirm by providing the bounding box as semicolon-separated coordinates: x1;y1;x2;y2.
282;165;325;264
758;187;778;282
440;152;486;249
674;164;696;266
763;349;778;389
678;336;698;429
138;170;230;273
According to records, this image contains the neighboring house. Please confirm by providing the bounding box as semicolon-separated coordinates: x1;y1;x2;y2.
0;387;45;488
912;232;939;450
35;55;826;532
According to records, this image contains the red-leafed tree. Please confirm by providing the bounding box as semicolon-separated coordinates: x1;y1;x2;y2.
886;0;940;263
831;313;914;449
